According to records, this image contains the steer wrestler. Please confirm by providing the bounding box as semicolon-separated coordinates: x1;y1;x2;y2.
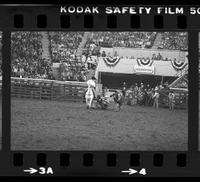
168;90;175;110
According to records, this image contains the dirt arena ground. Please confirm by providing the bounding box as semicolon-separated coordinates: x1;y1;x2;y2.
11;98;188;151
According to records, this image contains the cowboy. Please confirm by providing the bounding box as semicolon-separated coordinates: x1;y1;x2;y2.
152;87;159;109
148;88;155;106
133;83;139;105
143;88;149;106
140;82;144;92
126;86;134;105
122;81;127;97
110;90;123;111
122;81;127;104
168;90;175;110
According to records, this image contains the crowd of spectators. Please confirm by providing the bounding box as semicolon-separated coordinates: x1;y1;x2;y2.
11;32;87;81
49;32;83;63
10;31;188;82
98;51;180;62
82;32;157;72
82;32;187;69
157;32;188;51
58;61;87;82
83;32;157;56
11;32;54;79
49;32;87;81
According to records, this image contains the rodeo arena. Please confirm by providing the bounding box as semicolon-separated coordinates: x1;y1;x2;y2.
10;32;188;151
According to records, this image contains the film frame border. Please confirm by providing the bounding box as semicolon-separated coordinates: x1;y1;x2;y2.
0;4;198;177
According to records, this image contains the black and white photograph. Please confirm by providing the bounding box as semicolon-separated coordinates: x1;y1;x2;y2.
11;31;188;150
0;32;2;149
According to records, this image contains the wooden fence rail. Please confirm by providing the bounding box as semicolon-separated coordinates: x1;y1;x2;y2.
158;88;188;109
11;77;88;102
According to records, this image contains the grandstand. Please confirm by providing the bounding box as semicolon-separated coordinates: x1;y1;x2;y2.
11;31;188;89
11;32;50;79
85;32;157;49
157;32;188;51
83;32;187;55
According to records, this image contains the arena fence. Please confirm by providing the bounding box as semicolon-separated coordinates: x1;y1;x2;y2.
11;77;187;109
11;77;90;102
159;87;188;109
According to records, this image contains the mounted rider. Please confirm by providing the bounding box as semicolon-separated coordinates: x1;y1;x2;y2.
84;76;97;109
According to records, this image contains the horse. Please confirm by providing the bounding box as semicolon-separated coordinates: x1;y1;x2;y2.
85;86;95;109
